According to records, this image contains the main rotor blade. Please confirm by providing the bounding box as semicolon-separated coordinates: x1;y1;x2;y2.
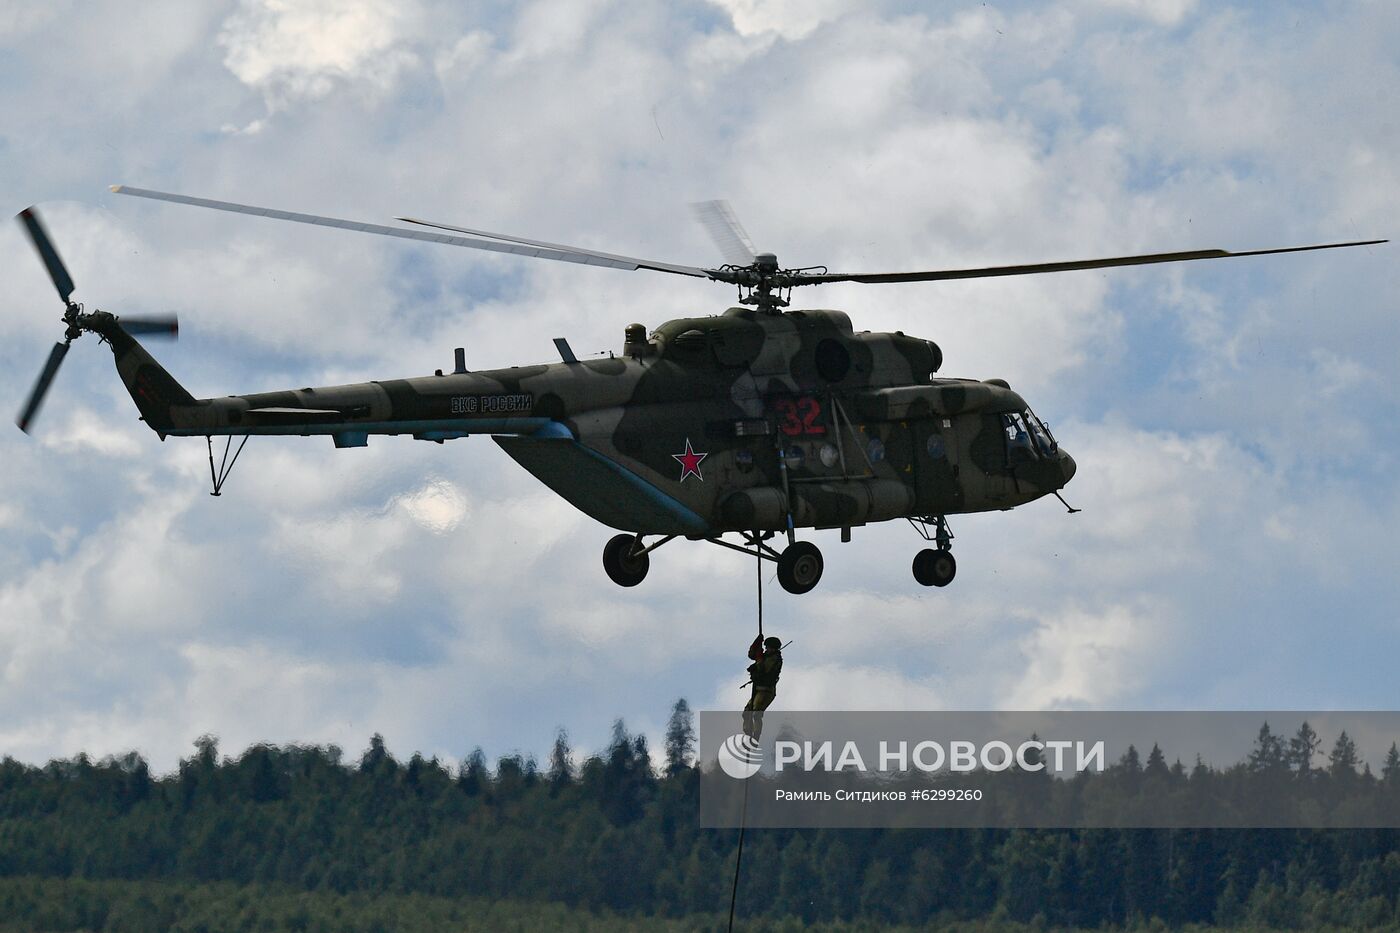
112;185;710;278
691;200;757;266
17;209;76;304
395;217;710;278
16;341;70;434
798;240;1389;285
119;315;180;337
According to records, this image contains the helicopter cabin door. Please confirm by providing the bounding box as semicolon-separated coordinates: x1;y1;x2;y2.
966;411;1017;504
914;416;965;514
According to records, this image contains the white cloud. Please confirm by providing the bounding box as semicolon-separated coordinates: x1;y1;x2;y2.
1002;602;1164;708
707;0;862;39
0;2;67;41
173;642;373;751
39;409;145;458
395;478;470;533
1067;424;1252;558
219;0;425;111
1084;0;1197;25
1;0;1397;771
432;30;493;82
272;509;409;603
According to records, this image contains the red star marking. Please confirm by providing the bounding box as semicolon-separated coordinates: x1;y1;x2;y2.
672;438;708;482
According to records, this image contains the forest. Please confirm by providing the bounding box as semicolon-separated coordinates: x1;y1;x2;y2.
3;701;1400;931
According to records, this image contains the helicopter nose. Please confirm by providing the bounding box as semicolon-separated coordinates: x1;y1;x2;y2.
1058;450;1077;487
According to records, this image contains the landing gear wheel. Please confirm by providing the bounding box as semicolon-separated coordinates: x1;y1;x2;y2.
777;541;823;595
913;548;956;587
603;534;649;587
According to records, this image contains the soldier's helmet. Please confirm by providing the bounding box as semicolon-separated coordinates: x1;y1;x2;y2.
764;636;781;652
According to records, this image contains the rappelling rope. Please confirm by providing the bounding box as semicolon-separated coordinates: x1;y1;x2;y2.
727;777;750;932
756;533;764;640
727;538;765;931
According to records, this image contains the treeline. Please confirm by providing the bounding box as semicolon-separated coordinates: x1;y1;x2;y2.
2;703;1400;929
0;877;1209;933
0;875;702;933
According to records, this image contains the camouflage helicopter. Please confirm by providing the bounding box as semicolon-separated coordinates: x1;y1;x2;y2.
14;189;1384;594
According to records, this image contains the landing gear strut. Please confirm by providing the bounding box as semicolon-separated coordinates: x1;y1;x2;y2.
601;533;679;587
910;515;956;587
702;532;825;595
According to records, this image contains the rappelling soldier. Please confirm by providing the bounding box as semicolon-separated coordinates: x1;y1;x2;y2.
742;635;783;740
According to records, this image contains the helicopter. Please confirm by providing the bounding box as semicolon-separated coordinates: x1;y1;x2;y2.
14;188;1385;594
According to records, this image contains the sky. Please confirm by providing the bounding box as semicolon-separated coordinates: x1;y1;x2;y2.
0;0;1396;774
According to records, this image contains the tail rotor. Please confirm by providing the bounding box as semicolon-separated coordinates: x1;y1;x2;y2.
16;341;71;434
14;207;178;434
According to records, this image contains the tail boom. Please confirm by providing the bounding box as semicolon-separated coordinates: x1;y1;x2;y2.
92;315;198;435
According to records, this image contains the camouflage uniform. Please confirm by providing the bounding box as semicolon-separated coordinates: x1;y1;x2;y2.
742;635;783;740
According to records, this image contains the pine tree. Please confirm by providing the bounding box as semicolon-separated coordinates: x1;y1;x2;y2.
664;699;695;776
1248;722;1287;774
194;734;219;768
600;719;649;825
1328;731;1360;779
1381;743;1400;784
179;735;221;809
240;745;282;803
1145;744;1169;778
358;734;390;773
1289;721;1321;778
547;729;574;789
457;748;487;796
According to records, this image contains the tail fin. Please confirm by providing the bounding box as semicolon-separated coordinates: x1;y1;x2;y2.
97;320;198;434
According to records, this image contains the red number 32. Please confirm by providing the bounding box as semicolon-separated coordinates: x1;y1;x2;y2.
775;396;826;436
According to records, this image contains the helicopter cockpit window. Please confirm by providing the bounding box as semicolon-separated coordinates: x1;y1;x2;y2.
1002;409;1057;463
1025;409;1057;455
1003;412;1035;463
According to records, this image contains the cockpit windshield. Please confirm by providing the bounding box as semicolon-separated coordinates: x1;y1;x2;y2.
1002;408;1057;462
